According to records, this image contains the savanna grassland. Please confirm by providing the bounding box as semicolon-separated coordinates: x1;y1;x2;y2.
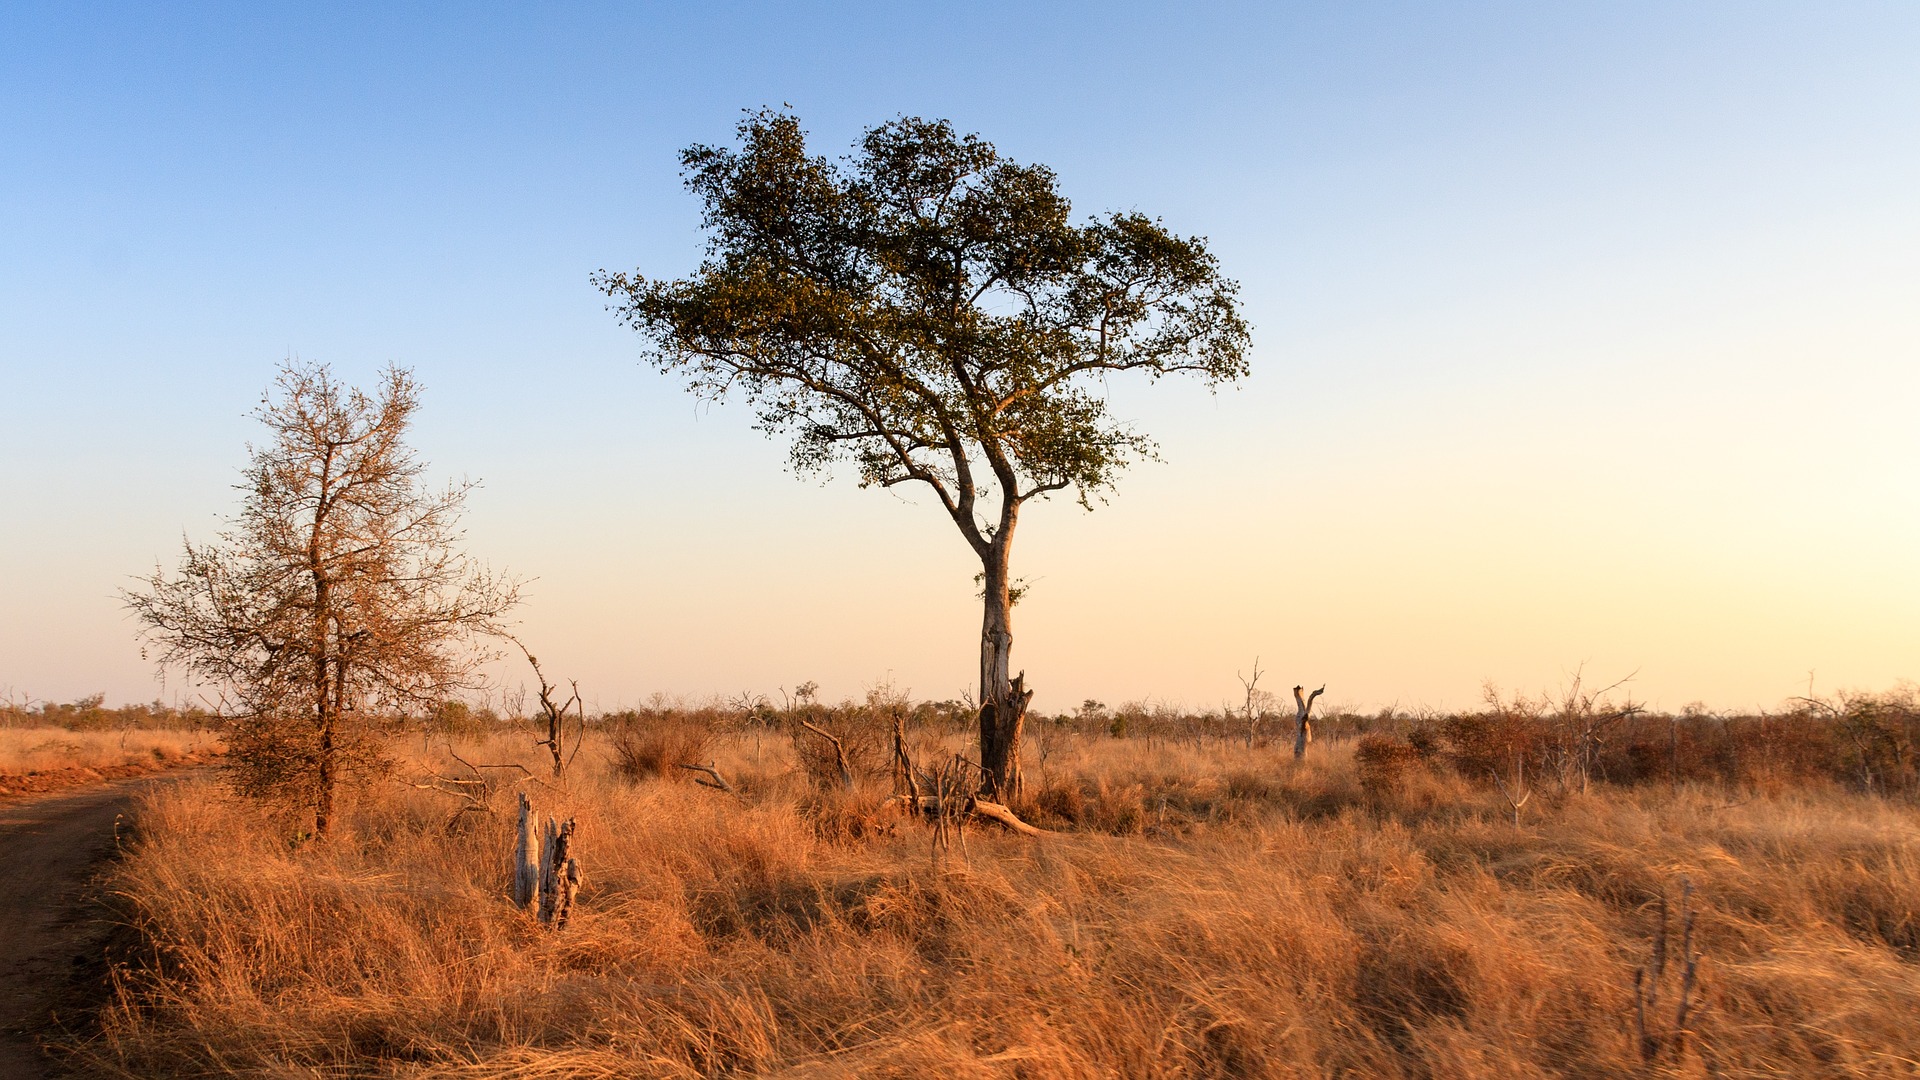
0;697;222;798
78;691;1920;1079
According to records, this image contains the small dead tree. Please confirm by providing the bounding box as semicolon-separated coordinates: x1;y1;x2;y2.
514;641;583;780
1634;880;1703;1064
1493;753;1533;826
1239;657;1266;749
1292;684;1325;760
891;712;920;805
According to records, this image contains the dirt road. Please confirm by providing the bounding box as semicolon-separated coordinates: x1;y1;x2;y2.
0;775;185;1078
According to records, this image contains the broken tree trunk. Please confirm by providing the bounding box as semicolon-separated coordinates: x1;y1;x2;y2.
979;671;1034;800
537;815;581;929
1292;684;1325;761
511;791;539;911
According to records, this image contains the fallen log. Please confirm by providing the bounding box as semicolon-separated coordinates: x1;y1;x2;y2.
890;794;1051;836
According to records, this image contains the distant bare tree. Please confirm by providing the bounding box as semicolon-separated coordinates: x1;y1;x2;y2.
126;361;519;837
1238;657;1271;749
1292;684;1325;760
512;639;583;779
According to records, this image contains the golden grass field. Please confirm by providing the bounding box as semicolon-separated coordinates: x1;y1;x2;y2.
0;726;221;784
76;712;1920;1079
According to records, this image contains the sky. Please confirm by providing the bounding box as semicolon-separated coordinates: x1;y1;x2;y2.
2;3;1916;715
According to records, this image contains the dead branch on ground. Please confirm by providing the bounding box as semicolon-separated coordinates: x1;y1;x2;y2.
677;760;740;797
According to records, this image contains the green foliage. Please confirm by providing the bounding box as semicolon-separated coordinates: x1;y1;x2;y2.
594;109;1250;544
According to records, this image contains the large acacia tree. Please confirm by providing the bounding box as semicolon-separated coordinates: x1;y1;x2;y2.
128;361;518;836
595;112;1249;797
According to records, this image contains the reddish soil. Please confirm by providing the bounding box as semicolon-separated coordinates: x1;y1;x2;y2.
0;752;218;803
0;764;209;1077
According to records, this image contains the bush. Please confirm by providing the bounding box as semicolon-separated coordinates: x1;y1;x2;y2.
1354;734;1423;797
608;716;714;783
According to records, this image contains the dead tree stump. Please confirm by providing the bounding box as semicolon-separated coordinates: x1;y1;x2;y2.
537;815;581;929
511;791;539;911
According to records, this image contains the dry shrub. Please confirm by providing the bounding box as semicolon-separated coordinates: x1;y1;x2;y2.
1438;708;1547;780
608;716;714;783
1355;734;1423;798
788;706;890;790
799;787;898;844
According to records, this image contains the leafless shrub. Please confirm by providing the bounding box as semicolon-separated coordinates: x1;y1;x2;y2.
608;717;714;784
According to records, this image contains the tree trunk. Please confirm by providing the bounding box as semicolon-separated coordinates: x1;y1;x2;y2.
538;815;580;929
1292;685;1324;762
511;792;540;910
314;717;335;837
977;542;1031;799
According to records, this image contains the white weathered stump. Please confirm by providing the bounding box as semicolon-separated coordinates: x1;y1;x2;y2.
511;791;540;911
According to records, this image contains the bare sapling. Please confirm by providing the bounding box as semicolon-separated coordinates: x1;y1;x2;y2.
1240;658;1265;749
1292;684;1326;760
891;713;920;805
515;642;583;780
125;361;520;838
1494;753;1533;826
1634;879;1704;1064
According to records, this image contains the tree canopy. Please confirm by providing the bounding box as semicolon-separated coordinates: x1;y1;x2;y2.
594;111;1250;557
127;361;517;834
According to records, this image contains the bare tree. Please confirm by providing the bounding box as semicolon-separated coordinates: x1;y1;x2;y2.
595;111;1250;800
1292;684;1325;760
512;640;583;780
1238;657;1268;749
126;361;518;837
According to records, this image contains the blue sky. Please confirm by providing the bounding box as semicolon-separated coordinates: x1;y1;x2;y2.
3;3;1916;712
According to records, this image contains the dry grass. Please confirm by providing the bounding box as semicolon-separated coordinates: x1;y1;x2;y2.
84;729;1920;1078
0;726;222;776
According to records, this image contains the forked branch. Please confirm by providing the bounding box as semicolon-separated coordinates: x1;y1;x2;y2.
799;718;855;790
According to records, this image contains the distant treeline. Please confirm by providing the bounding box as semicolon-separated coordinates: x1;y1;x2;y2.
14;683;1918;796
1;693;217;731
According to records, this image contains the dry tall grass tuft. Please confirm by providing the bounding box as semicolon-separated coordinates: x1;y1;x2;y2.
83;723;1920;1078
